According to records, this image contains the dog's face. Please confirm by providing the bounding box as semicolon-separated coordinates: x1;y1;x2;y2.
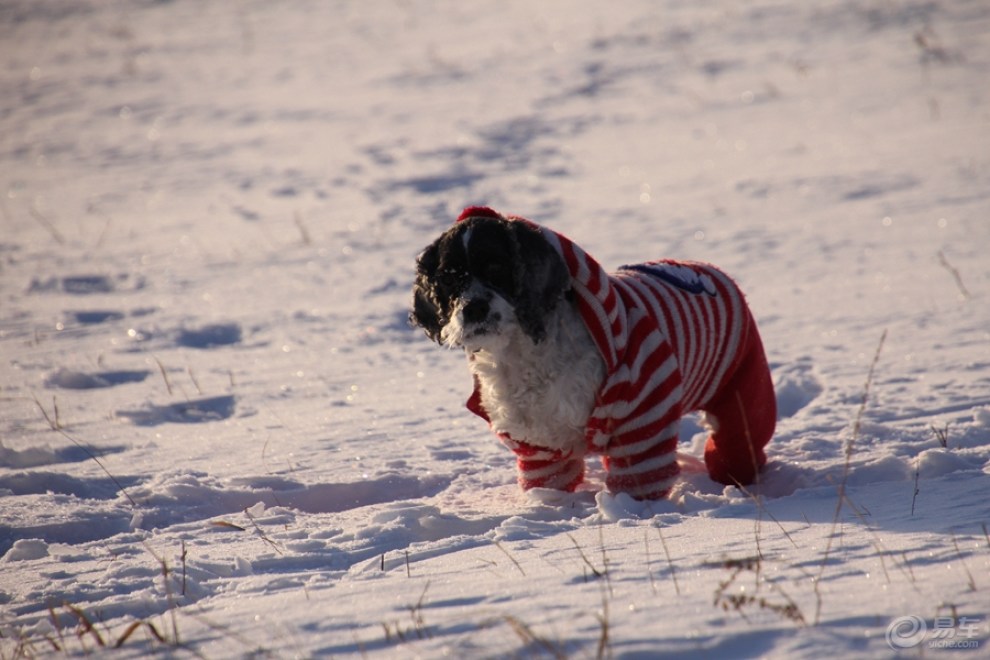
411;215;571;351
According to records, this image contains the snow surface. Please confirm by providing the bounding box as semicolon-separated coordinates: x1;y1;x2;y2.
2;0;989;657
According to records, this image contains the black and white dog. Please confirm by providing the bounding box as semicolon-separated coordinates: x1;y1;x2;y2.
411;206;776;500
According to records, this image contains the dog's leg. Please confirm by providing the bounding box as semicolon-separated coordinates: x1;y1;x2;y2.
702;317;776;486
507;440;585;492
601;424;680;500
515;455;585;492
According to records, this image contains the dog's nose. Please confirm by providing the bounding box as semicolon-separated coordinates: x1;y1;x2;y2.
462;298;490;325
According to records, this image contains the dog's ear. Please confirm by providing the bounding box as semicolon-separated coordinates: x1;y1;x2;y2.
510;222;571;343
410;240;444;343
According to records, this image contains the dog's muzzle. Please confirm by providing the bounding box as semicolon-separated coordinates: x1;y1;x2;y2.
461;297;492;326
458;291;502;336
441;287;511;349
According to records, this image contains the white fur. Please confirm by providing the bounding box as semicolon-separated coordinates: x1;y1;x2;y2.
460;298;605;454
440;282;514;352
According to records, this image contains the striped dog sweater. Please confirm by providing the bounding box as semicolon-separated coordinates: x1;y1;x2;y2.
463;210;776;500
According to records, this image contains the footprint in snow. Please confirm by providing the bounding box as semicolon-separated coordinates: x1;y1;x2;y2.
176;322;242;348
45;367;150;390
117;395;237;426
28;274;145;294
0;471;139;500
774;358;824;419
0;442;127;469
64;308;156;326
68;310;126;324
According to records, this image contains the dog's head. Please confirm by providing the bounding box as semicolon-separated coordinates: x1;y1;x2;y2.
411;207;571;350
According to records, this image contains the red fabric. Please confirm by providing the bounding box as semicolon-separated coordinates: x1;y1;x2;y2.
457;206;502;223
460;208;776;499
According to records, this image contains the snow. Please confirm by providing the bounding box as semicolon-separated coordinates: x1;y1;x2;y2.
1;0;988;657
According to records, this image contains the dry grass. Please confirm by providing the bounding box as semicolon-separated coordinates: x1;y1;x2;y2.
381;582;433;644
32;395;137;507
712;555;806;626
812;329;886;625
494;540;527;576
936;250;971;299
497;615;567;659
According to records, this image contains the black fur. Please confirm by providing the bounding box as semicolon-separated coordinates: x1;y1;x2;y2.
410;216;571;344
411;240;444;342
508;220;572;341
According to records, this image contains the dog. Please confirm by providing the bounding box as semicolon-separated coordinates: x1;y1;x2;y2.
411;206;776;500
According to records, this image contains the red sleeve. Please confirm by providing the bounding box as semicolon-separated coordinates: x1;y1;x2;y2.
466;376;490;422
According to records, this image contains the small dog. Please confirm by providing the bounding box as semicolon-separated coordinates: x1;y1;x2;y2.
411;206;776;500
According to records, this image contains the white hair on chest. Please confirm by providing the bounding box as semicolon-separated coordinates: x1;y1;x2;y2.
467;301;605;453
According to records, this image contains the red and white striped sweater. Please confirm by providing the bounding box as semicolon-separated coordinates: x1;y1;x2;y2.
464;212;776;500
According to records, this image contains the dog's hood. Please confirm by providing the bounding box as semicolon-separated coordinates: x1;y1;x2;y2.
456;206;503;223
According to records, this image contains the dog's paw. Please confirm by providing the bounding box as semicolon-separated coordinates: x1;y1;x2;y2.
595;490;676;521
525;486;594;508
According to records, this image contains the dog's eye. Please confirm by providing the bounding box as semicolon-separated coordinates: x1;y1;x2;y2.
439;268;466;289
484;263;512;289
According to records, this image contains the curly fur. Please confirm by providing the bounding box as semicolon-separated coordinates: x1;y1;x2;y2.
411;213;604;455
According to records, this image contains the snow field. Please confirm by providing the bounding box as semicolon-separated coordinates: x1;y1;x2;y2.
1;0;989;657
